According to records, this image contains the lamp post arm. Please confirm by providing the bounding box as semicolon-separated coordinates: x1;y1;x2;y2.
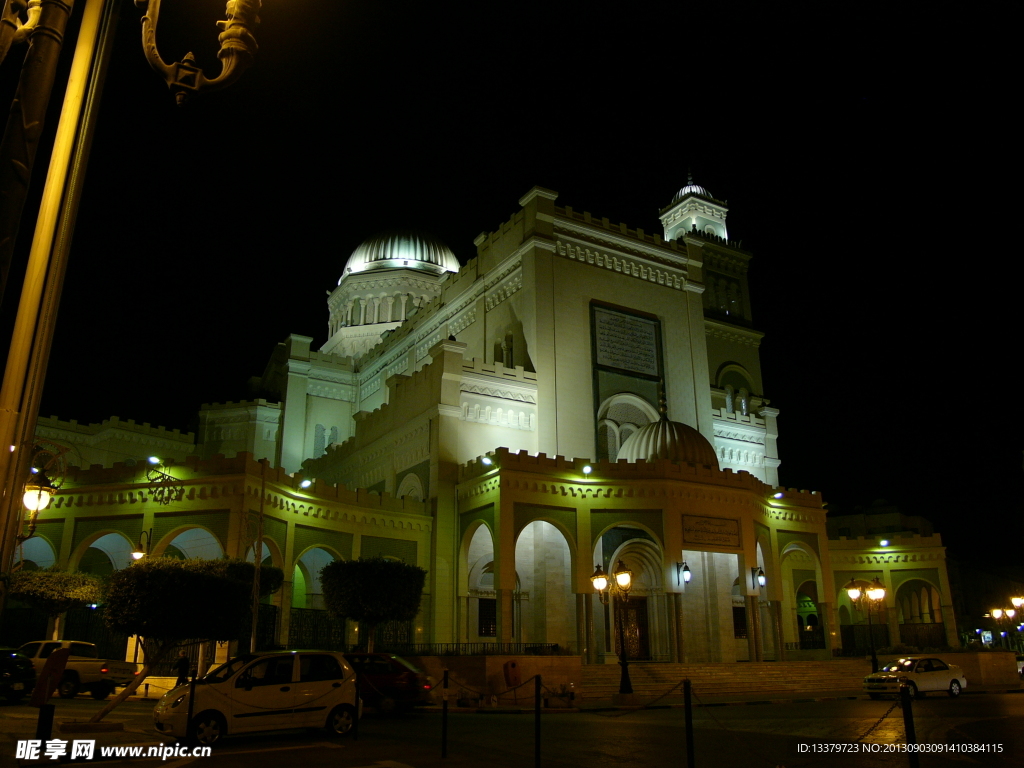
136;0;260;105
1;1;43;66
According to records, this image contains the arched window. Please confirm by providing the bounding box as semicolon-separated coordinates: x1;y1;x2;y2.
596;394;660;462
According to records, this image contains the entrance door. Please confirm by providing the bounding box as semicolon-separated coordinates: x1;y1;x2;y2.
614;597;650;661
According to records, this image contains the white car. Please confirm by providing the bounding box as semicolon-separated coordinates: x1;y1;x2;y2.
154;651;360;745
863;657;966;699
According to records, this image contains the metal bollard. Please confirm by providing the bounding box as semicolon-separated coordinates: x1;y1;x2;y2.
683;679;695;768
35;703;55;741
534;675;541;768
441;669;449;758
899;683;919;768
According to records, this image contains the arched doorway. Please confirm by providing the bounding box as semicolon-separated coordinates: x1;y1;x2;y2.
515;521;574;648
895;578;946;649
288;547;344;650
594;526;666;662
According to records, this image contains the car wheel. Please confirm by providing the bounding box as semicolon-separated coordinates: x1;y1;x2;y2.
90;683;113;700
325;704;356;736
948;680;961;698
57;675;79;699
868;693;882;700
190;711;226;747
908;682;923;699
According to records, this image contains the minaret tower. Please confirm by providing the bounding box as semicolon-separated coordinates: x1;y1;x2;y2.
659;173;729;241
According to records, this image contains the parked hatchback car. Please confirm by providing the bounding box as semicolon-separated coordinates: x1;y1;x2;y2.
863;657;966;699
343;653;433;712
154;651;360;745
0;647;36;703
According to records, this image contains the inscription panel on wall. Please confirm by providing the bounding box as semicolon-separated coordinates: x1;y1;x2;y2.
682;515;741;548
592;305;661;378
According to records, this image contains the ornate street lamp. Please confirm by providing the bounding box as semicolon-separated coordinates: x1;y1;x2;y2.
131;529;153;560
846;577;886;673
137;0;263;105
593;559;634;696
22;469;56;513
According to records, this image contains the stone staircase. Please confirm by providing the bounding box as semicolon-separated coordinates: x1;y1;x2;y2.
581;660;872;700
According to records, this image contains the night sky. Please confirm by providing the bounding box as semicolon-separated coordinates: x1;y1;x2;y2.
1;2;1018;565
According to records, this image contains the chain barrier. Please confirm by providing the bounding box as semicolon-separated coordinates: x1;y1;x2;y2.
853;697;901;743
689;687;793;767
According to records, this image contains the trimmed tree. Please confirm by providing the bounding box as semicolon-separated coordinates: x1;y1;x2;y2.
320;557;426;652
8;568;104;640
91;557;282;722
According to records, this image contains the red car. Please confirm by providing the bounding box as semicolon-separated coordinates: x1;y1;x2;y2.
343;653;433;712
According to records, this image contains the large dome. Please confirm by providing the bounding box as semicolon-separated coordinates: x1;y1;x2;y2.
617;416;720;469
340;231;460;283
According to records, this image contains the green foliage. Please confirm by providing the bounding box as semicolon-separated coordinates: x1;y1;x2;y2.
103;558;283;643
8;568;103;617
320;557;426;627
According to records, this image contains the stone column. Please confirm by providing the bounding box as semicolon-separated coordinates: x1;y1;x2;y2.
400;294;409;320
770;601;784;661
358;299;367;325
886;606;901;647
371;297;381;324
746;595;759;661
675;592;687;663
384;296;395;323
575;593;586;658
585;592;595;663
667;592;679;663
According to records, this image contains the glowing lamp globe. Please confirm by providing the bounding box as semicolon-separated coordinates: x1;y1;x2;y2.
613;560;632;590
590;565;608;593
866;578;886;601
23;486;52;511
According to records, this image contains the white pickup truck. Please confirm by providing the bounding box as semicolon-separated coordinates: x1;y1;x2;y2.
18;640;137;700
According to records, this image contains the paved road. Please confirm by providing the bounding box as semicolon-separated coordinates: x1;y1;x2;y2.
3;692;1022;767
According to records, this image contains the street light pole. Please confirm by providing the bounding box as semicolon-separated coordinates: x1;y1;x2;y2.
847;577;887;673
592;560;634;699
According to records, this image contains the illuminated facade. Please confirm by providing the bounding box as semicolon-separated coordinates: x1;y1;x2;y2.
24;183;959;661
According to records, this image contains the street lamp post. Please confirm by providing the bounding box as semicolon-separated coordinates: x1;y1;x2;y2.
989;608;1017;649
592;559;633;699
131;529;152;560
0;0;263;619
846;577;887;673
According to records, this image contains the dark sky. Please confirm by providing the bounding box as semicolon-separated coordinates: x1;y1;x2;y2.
2;2;1018;564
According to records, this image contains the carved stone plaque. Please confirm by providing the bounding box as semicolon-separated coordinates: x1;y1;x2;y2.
682;515;741;548
593;306;660;377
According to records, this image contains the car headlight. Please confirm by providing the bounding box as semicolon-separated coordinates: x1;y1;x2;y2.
170;694;187;708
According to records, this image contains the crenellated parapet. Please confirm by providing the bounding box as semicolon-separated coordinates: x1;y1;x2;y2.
457;447;823;509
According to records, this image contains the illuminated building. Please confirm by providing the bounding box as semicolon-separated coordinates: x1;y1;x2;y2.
21;182;958;662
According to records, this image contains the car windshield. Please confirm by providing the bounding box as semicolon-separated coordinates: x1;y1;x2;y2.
391;655;421;673
204;656;254;683
879;660;916;673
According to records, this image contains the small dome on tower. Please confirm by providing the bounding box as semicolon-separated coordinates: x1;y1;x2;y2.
340;231;460;283
617;416;720;469
673;172;712;203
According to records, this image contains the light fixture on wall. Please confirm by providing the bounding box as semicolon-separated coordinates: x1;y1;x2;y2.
481;457;492;466
146;457;184;505
299;479;312;489
582;465;592;475
752;566;766;589
131;529;153;560
675;561;691;586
